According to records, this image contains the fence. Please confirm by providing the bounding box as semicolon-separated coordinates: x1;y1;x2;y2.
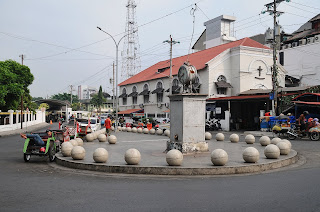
0;109;46;132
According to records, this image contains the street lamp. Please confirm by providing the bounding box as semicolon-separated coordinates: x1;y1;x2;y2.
97;26;128;128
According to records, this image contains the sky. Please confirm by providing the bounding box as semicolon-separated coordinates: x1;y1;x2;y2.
0;0;319;98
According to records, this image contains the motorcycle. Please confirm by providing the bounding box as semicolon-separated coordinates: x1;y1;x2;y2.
205;119;222;131
287;123;320;141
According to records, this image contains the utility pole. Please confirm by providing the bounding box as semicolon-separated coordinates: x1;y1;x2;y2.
69;85;74;105
110;62;115;114
163;35;180;95
263;0;289;115
19;54;25;65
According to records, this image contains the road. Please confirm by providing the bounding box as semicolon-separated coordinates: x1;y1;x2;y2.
1;128;320;212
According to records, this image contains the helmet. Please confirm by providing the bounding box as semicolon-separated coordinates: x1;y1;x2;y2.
303;111;309;116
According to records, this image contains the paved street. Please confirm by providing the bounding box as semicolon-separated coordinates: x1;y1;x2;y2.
1;126;320;211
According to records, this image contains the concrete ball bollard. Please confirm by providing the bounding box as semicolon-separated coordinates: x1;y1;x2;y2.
124;148;141;165
111;126;115;131
245;134;255;144
166;149;183;166
93;148;109;163
108;135;117;144
61;142;74;157
259;136;271;146
117;126;122;131
75;138;83;146
229;134;239;143
92;132;98;140
86;133;94;142
132;127;137;133
69;139;78;146
71;146;86;160
205;132;212;140
271;137;281;145
277;142;290;155
281;139;292;149
122;127;127;132
215;133;225;141
149;128;156;134
137;128;143;133
143;128;149;134
165;130;170;137
243;147;260;163
211;149;228;166
127;127;132;132
156;129;163;135
97;134;107;142
101;128;106;134
264;144;280;159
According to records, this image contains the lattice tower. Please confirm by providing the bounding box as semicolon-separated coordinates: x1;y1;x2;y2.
121;0;141;81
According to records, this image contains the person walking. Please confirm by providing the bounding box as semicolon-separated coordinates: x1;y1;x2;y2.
104;115;112;136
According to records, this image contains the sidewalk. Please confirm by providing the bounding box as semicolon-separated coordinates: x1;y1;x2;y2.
0;122;51;137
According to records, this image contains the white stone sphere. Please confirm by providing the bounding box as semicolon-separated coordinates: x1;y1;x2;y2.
164;130;170;137
156;129;163;135
93;148;109;163
149;128;156;134
86;133;94;142
127;127;132;132
259;136;271;146
229;134;239;143
101;129;106;134
143;128;149;134
281;139;292;149
245;134;255;144
69;139;78;146
92;132;98;140
215;133;225;141
71;146;86;160
111;126;115;131
166;149;183;166
205;132;212;140
61;142;74;157
132;127;137;133
117;126;122;131
243;147;260;163
122;127;127;132
271;137;282;145
277;142;290;155
97;134;107;142
264;144;280;159
137;128;143;133
124;148;141;165
108;135;117;144
211;149;228;166
75;138;83;146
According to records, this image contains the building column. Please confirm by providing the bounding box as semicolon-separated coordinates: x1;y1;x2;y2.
8;110;14;125
16;110;20;125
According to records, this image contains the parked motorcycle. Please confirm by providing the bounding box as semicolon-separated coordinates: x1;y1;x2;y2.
205;119;222;131
287;124;320;141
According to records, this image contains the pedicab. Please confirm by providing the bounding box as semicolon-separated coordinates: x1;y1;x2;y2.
22;131;58;162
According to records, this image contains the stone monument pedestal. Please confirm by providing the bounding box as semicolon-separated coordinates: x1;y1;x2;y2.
167;94;208;153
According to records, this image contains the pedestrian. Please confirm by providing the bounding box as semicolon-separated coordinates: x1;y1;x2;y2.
104;115;112;136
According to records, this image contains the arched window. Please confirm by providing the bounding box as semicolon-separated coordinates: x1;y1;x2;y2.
131;86;137;104
121;88;127;105
172;79;181;94
140;84;150;104
153;82;164;103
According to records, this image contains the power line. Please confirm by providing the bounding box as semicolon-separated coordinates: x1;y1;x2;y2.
283;2;319;15
291;0;320;10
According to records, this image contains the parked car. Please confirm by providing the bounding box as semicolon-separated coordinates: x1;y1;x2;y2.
78;117;101;132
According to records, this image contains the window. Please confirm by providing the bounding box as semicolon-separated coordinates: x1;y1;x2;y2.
216;75;227;95
122;88;127;105
132;86;137;105
279;52;284;66
143;84;149;104
156;82;163;103
172;79;181;94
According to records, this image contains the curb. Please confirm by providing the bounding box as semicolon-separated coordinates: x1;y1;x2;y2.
56;151;299;175
0;123;50;137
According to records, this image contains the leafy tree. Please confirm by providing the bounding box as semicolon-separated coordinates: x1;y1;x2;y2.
51;92;79;103
38;103;49;110
90;86;105;113
0;60;34;111
71;102;81;111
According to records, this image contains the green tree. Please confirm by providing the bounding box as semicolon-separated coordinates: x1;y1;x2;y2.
71;102;81;111
51;92;79;103
0;60;34;111
38;103;49;110
90;86;105;113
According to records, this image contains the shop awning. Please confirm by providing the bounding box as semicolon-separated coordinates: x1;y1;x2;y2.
128;92;138;97
163;109;170;113
119;93;128;98
151;88;164;94
208;94;270;101
139;90;150;95
215;81;233;88
293;101;320;106
118;108;144;115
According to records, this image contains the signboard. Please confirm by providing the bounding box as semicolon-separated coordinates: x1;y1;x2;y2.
215;107;221;114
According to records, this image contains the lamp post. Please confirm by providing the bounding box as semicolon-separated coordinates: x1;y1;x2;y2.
97;27;129;128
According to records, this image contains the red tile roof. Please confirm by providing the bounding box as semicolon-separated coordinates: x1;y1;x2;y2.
118;108;144;115
119;37;269;86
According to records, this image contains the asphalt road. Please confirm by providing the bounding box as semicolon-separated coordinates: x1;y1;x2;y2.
1;128;320;212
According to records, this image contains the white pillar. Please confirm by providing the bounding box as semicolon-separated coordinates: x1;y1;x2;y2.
16;110;19;125
224;110;231;131
24;111;27;127
8;110;14;125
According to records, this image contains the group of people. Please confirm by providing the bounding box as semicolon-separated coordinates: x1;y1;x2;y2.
296;111;320;131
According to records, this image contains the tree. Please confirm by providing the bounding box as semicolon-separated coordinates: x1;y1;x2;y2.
71;102;81;111
51;92;79;103
90;86;105;113
38;103;49;110
0;60;34;111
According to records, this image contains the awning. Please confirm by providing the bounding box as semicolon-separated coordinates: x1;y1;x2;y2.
118;108;144;115
139;90;150;95
293;101;320;106
103;92;111;98
119;93;128;98
163;109;170;113
165;86;181;93
215;81;233;88
151;88;164;94
128;92;138;97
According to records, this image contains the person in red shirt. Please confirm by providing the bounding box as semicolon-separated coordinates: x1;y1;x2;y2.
104;115;112;136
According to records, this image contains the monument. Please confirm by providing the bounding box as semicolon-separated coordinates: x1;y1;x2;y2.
166;62;209;153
